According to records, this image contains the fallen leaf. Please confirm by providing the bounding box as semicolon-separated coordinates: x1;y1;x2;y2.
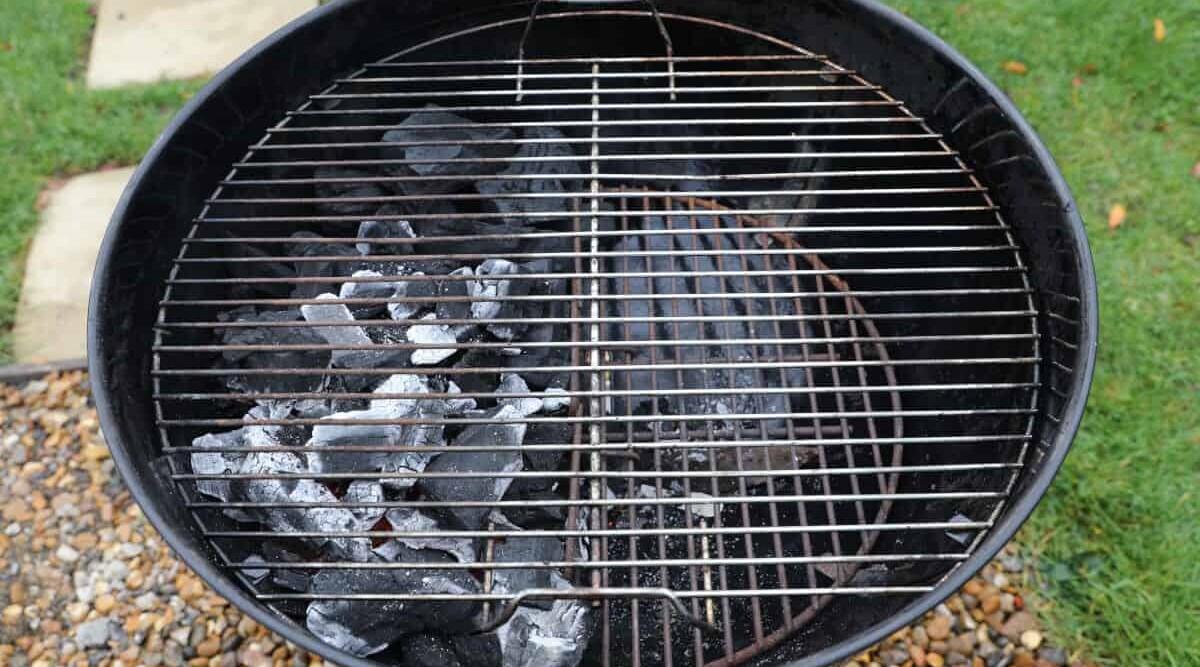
1107;204;1127;230
0;42;12;52
1071;76;1084;88
1002;61;1028;75
1191;162;1200;178
1078;63;1098;75
1154;18;1166;42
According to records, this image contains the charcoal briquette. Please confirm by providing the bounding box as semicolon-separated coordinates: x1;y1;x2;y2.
421;404;526;530
314;167;389;217
382;105;516;196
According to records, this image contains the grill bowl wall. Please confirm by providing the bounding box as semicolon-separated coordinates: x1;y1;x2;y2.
89;2;1097;666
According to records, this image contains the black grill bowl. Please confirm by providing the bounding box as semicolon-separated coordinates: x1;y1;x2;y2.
89;2;1097;666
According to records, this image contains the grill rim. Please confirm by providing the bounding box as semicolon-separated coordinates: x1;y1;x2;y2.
87;1;1098;666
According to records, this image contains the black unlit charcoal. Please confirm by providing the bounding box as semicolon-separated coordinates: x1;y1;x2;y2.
523;419;571;472
501;478;564;530
451;633;502;667
314;167;389;217
451;350;502;401
499;323;569;390
218;310;330;394
224;239;296;297
287;232;362;298
477;126;582;223
421;405;526;530
401;634;463;667
492;536;565;607
271;568;311;593
305;542;481;656
606;211;798;429
382;105;516;196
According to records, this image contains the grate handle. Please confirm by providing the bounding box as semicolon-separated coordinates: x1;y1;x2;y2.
516;0;677;101
476;587;722;635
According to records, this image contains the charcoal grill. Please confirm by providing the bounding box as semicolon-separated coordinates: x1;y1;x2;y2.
89;2;1097;666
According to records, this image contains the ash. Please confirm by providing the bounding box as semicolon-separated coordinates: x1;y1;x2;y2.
184;102;814;663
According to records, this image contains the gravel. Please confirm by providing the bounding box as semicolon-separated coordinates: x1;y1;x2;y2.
842;547;1092;667
0;371;1092;667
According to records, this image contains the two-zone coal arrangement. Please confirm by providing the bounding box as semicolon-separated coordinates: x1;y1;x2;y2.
92;3;1096;667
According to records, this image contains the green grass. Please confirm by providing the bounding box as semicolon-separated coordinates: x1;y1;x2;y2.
0;0;202;357
0;0;1197;664
886;1;1200;665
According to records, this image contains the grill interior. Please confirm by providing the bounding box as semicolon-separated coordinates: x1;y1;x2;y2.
142;8;1048;667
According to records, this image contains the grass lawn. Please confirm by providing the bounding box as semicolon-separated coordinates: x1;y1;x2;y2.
0;0;204;357
888;2;1199;665
1;0;1197;664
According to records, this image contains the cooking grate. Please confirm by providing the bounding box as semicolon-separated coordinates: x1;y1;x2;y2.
151;9;1040;667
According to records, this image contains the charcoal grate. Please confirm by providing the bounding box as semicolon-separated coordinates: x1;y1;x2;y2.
151;9;1040;667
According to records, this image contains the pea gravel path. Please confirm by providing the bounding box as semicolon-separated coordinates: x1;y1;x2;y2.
0;372;1093;667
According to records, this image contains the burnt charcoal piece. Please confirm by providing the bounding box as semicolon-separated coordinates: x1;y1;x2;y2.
338;270;397;319
451;633;502;667
436;267;474;321
401;634;462;667
314;167;389;216
382;105;516;196
469;259;516;321
407;313;472;366
497;373;543;417
421;405;526;530
300;293;391;369
492;536;564;606
470;259;533;341
219;308;331;394
385;507;478;564
189;428;245;514
306;374;448;492
477;126;582;224
287;232;362;299
306;542;482;656
497;574;592;667
228;450;386;559
357;219;415;256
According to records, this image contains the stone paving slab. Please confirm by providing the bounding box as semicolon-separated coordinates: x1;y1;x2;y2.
86;0;317;89
14;167;135;363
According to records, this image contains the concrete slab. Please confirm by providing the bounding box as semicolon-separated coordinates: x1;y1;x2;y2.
14;168;136;363
86;0;317;89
